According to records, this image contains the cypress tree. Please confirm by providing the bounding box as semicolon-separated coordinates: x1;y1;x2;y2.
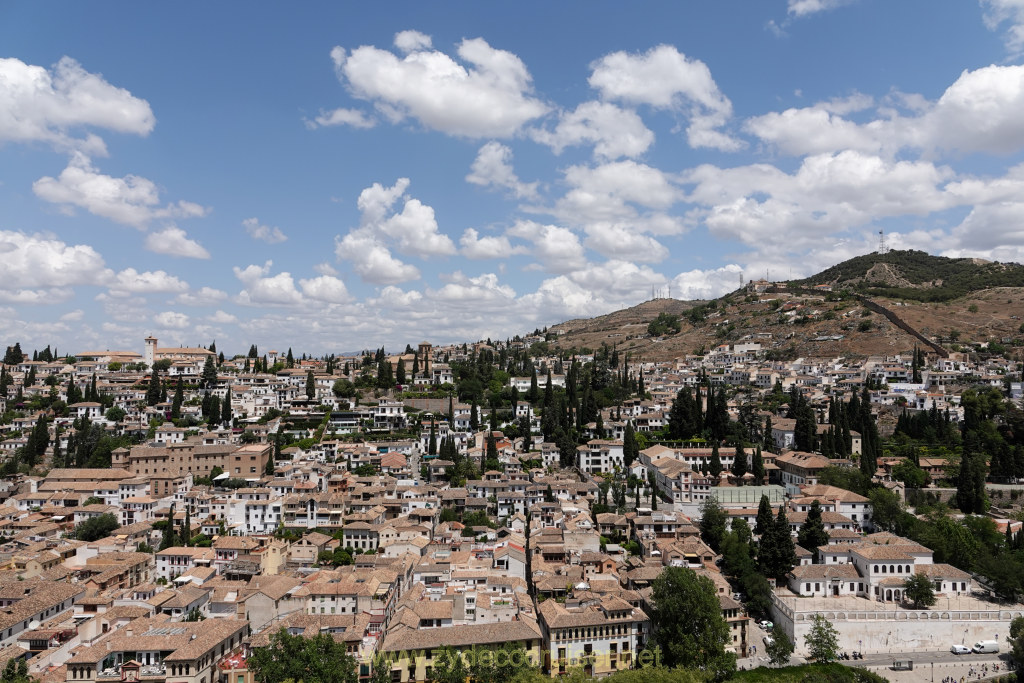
428;420;437;456
730;443;748;481
171;379;184;420
752;446;765;485
221;392;232;428
709;442;723;478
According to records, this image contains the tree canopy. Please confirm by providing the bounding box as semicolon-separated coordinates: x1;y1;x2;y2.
247;628;358;683
650;566;736;680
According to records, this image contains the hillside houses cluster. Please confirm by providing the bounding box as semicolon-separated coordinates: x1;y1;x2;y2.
0;334;1016;680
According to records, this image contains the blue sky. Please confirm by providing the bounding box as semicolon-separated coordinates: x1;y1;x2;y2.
3;0;1024;357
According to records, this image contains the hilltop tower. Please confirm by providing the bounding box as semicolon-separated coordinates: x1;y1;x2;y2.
418;341;432;377
144;336;157;368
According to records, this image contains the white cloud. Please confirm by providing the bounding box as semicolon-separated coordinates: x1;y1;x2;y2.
109;268;189;295
588;45;741;151
174;286;228;306
670;264;744;300
331;33;549;138
60;309;85;321
0;230;111;289
787;0;857;17
154;311;189;329
242;217;288;244
335;178;454;284
0;56;154;153
685;150;953;249
335;232;420;284
582;224;668;263
748;64;1024;158
459;227;527;260
144;226;210;259
0;288;74;304
394;30;432;53
299;275;351;303
208;310;238;324
432;272;516;304
465;142;538;199
307;107;375;129
313;262;338;276
981;0;1024;54
530;101;654;160
33;153;208;229
506;220;587;273
233;261;303;306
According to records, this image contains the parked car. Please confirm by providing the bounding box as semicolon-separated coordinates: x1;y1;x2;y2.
950;644;971;655
763;635;774;647
758;620;774;630
972;641;999;654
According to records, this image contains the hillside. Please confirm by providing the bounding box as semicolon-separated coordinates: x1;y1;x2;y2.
542;251;1024;362
792;249;1024;301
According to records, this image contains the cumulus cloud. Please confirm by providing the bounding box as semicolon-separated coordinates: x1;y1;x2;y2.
506;220;587;273
299;275;351;303
685;150;953;249
154;311;189;329
208;310;238;324
0;231;111;289
330;33;549;138
670;264;744;300
335;178;455;284
109;268;189;296
306;107;375;129
588;45;741;151
394;30;432;53
981;0;1024;54
233;261;303;306
0;56;154;154
787;0;858;17
242;217;288;244
0;288;74;304
144;226;210;259
530;101;654;160
174;286;228;306
33;153;207;229
747;64;1024;158
465;142;538;199
459;227;527;260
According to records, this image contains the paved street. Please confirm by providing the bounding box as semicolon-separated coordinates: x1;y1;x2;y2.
735;651;1013;682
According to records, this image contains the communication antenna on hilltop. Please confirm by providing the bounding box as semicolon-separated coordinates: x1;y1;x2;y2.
877;229;889;255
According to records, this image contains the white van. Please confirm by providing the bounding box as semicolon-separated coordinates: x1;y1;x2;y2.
972;641;999;654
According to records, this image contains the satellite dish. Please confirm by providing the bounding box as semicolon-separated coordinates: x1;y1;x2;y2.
28;620;40;630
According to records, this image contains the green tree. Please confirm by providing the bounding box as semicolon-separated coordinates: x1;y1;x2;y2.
201;355;217;388
699;496;728;553
429;646;468;683
804;614;840;663
650;566;736;680
797;500;830;560
1010;615;1024;664
0;658;29;683
765;628;794;666
730;443;747;480
751;447;765;485
248;627;358;683
892;459;929;489
73;513;120;541
171;378;184;420
306;370;316;400
903;572;936;609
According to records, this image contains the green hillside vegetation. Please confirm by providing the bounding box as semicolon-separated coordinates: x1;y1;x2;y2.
792;249;1024;302
509;663;886;683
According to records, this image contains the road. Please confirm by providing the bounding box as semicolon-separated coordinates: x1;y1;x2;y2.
737;649;1013;682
